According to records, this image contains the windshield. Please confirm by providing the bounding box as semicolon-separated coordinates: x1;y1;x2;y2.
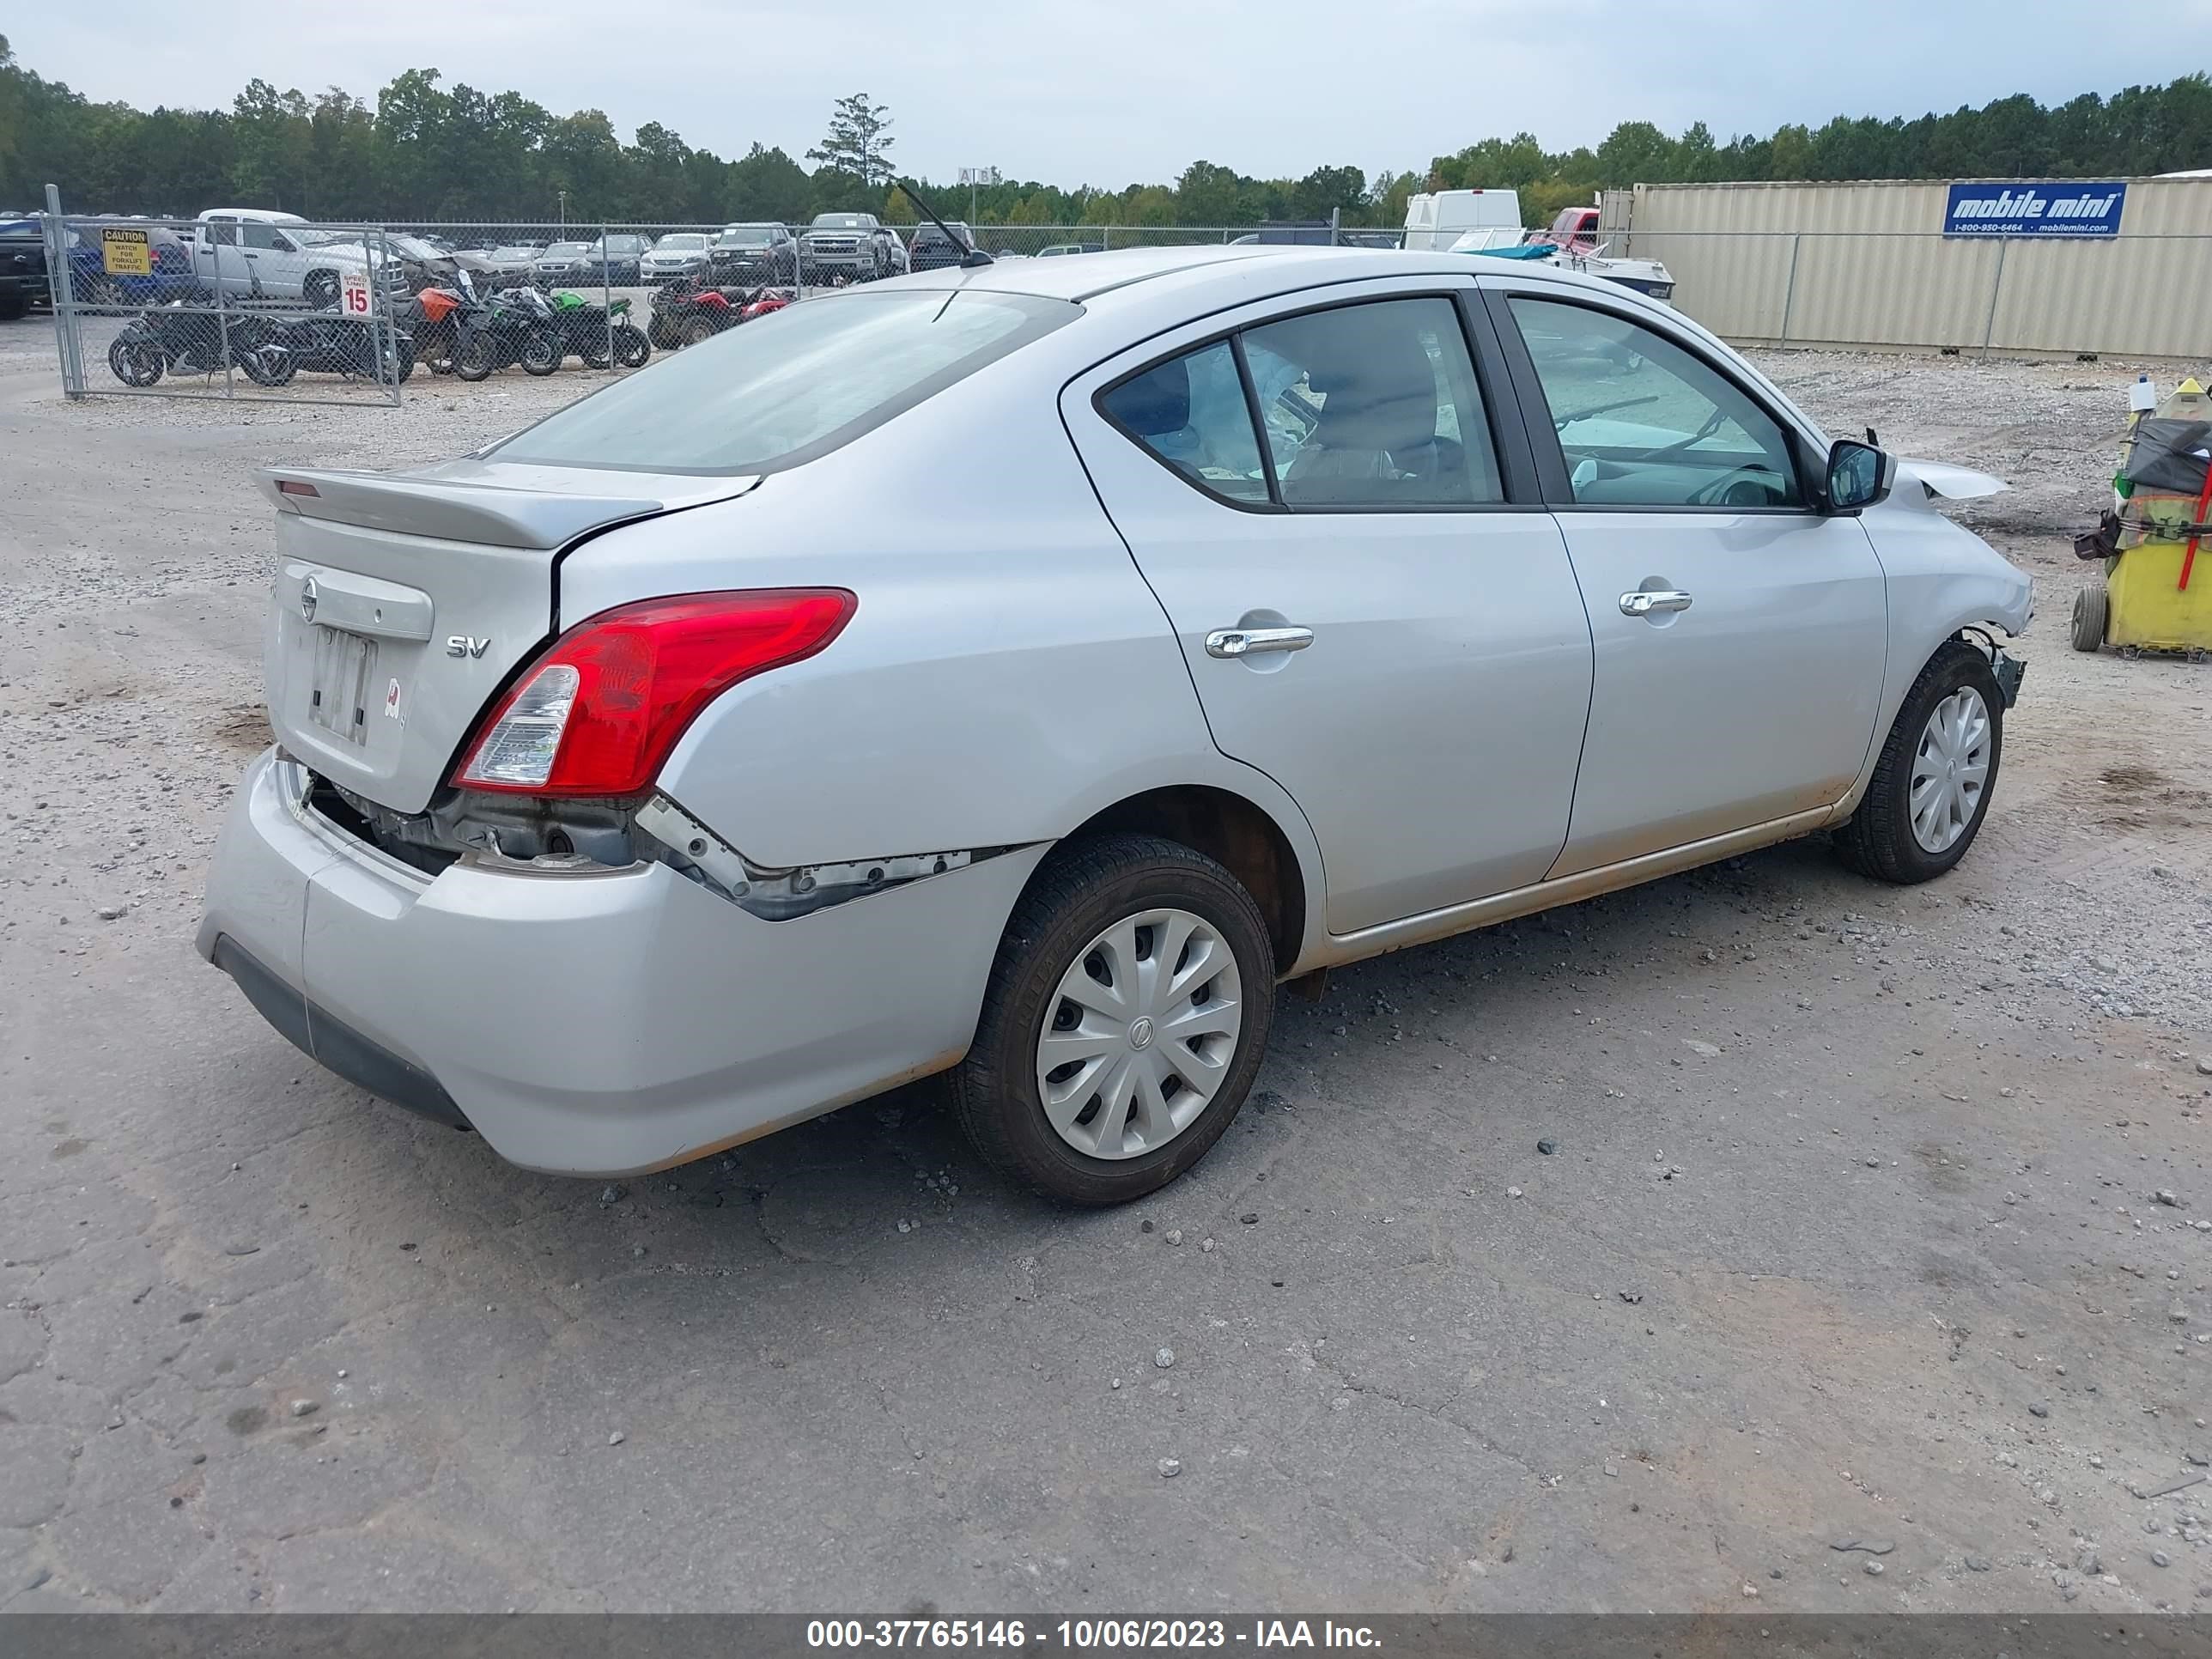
544;242;588;258
495;290;1075;477
813;215;869;229
491;246;537;259
718;228;775;245
657;234;708;251
288;228;343;247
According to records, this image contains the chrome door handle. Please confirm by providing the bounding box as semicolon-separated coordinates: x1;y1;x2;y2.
1206;626;1314;659
1620;589;1693;617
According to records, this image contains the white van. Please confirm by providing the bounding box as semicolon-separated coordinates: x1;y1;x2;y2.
191;210;408;306
1401;188;1525;252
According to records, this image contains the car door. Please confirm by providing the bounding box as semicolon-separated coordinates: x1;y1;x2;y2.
1062;283;1594;936
199;216;244;298
238;219;300;299
1485;285;1887;875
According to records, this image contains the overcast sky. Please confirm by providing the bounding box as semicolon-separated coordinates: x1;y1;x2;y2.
13;0;2211;186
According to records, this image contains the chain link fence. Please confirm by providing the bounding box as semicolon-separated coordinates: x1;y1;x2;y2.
32;209;1407;406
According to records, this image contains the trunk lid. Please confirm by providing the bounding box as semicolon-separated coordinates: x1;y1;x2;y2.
259;459;759;814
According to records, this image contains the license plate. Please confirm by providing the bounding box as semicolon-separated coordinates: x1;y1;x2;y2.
308;628;379;745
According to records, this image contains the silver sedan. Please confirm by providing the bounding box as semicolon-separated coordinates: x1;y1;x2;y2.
199;246;2030;1203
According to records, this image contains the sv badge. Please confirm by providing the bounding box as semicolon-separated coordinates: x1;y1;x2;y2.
446;635;491;659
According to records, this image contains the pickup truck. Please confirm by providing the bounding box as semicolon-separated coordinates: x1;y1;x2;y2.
0;218;49;319
191;209;410;307
799;212;898;282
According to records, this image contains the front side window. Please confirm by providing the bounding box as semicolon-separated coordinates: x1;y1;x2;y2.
495;289;1075;476
1098;342;1267;505
1509;297;1802;508
241;222;280;251
204;220;238;247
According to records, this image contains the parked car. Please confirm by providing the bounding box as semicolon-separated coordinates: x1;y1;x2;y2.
199;246;2029;1206
799;211;896;282
708;223;799;285
190;209;410;307
479;244;547;283
0;218;49;319
535;235;653;287
64;220;198;306
641;233;714;284
908;220;981;271
532;240;595;286
1036;242;1103;257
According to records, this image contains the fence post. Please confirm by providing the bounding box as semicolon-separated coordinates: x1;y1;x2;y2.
42;184;85;398
1980;236;2009;357
1329;207;1340;247
1778;232;1801;345
602;228;613;373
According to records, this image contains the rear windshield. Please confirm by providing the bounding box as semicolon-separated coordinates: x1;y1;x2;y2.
492;289;1076;477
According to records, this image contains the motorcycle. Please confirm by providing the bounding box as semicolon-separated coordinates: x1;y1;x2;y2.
107;294;293;387
450;283;562;380
410;284;469;374
550;292;651;369
271;309;415;383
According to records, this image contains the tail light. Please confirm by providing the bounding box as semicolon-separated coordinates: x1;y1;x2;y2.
453;589;855;797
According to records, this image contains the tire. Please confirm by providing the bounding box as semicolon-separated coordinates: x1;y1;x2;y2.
2070;580;2107;653
303;270;340;309
108;335;164;386
612;324;650;368
951;833;1275;1206
580;330;611;370
1833;639;2004;884
452;334;495;381
0;284;27;322
680;314;718;348
520;328;561;376
240;343;295;387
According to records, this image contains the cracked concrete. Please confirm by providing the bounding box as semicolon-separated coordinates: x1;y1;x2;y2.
3;322;2210;1613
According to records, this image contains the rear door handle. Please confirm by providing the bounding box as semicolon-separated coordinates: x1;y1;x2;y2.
1620;589;1693;617
1206;625;1314;659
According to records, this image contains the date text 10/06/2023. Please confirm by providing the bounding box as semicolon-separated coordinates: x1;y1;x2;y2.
805;1620;1383;1650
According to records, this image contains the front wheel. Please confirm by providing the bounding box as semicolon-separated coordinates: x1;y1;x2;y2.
452;334;495;381
951;834;1275;1206
239;343;295;386
1833;639;2004;884
680;314;718;348
109;335;164;386
612;324;650;368
520;327;561;376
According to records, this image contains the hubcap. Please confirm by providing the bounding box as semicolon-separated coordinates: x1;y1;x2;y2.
1036;908;1243;1161
1909;687;1991;854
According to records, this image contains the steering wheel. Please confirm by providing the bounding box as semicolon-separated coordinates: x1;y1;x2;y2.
1686;465;1785;508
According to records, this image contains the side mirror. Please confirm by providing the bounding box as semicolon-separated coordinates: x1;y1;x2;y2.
1825;438;1893;514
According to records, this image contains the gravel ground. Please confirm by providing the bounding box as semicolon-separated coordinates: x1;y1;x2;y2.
2;314;2209;1615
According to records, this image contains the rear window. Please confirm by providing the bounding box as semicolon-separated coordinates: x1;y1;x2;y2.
492;290;1077;477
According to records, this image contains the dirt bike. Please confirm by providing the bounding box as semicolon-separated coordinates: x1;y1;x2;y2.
107;295;293;387
550;292;650;369
450;284;562;380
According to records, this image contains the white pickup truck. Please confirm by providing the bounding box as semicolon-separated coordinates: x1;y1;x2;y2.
191;209;410;306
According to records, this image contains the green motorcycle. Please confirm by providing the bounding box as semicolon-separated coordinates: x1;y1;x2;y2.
550;292;652;370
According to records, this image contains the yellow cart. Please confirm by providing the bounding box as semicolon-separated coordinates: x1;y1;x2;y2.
2071;380;2212;659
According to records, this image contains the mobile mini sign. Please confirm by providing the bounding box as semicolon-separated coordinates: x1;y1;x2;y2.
1944;181;2127;238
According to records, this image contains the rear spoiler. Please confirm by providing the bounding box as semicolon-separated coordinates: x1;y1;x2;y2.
256;465;758;550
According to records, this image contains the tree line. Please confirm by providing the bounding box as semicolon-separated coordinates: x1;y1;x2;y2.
3;39;2207;230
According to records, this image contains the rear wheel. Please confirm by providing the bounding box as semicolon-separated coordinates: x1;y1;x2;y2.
681;314;718;348
302;270;340;309
951;834;1274;1206
1834;639;2003;884
240;343;295;386
2070;580;2107;653
612;324;651;368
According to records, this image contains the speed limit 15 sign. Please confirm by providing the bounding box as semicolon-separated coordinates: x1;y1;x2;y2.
340;270;372;316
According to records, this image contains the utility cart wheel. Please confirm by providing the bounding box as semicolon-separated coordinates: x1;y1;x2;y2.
2069;581;2107;653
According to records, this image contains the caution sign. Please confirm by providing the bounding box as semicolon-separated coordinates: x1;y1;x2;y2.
100;226;153;276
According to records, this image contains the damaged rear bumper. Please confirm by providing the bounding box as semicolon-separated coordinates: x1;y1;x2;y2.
197;748;1045;1176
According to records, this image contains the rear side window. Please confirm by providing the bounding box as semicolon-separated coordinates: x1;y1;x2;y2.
1097;342;1268;504
494;290;1076;476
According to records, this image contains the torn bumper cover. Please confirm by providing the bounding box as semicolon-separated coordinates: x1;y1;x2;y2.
197;749;1048;1176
